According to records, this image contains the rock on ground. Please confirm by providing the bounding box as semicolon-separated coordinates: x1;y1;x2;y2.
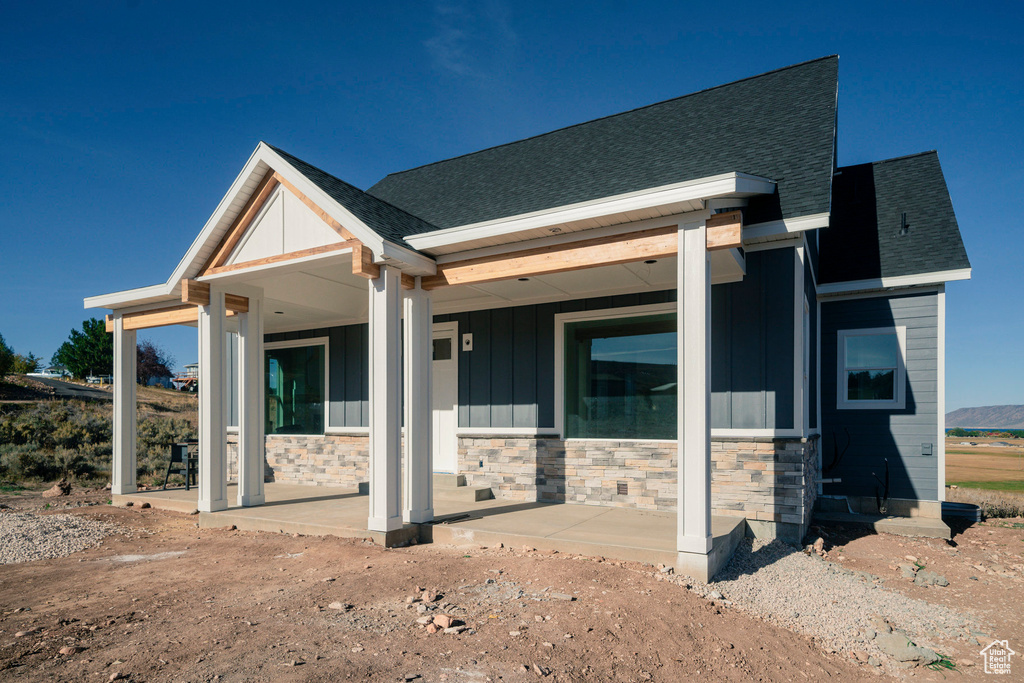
0;511;117;564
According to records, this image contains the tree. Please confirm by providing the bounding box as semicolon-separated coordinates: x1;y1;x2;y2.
11;352;41;374
52;318;113;380
0;334;13;379
137;340;174;386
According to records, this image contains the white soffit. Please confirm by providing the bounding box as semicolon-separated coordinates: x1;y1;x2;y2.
817;268;972;297
404;172;777;255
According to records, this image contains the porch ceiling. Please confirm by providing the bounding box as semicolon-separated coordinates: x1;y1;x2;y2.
429;248;743;315
223;243;744;330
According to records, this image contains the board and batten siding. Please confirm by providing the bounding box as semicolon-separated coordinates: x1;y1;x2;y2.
439;249;797;432
711;248;796;431
820;290;939;501
259;249;799;434
805;252;818;431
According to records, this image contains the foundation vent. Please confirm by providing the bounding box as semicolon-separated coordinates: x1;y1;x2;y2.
616;481;628;496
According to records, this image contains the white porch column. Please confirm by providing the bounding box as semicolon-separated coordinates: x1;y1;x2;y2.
403;278;433;524
237;290;265;507
198;286;229;512
677;219;713;555
368;265;403;532
111;314;137;495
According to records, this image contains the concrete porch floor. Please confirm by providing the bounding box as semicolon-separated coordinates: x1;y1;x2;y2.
115;483;745;581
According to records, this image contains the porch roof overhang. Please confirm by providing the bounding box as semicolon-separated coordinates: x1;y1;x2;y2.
402;172;778;256
84;142;437;313
84;150;774;326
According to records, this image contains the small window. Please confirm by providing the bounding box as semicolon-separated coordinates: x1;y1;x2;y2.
433;337;452;361
837;327;906;410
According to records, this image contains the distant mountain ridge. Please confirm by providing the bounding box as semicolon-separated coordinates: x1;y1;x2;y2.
946;405;1024;429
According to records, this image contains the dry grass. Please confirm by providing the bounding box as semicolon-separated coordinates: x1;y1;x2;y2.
944;438;1024;494
946;485;1024;519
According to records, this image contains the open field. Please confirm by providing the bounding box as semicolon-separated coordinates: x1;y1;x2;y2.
945;438;1024;493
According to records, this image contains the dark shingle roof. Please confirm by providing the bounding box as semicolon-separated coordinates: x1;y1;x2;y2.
820;151;970;284
267;144;439;248
367;56;839;231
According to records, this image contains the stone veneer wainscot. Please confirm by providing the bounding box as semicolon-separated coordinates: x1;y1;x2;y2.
457;435;819;541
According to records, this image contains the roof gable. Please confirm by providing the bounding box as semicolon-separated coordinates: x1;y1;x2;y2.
367;56;838;231
820;151;971;284
224;185;349;266
267;145;440;249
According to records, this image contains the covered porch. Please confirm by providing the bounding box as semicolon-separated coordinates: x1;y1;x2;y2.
87;142;775;581
114;482;745;580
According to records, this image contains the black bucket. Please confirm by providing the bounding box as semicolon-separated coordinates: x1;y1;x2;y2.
942;501;983;522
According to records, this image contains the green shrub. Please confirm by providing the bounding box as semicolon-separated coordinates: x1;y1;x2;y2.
0;400;193;484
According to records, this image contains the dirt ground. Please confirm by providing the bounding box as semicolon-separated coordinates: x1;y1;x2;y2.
813;517;1024;673
1;487;1022;682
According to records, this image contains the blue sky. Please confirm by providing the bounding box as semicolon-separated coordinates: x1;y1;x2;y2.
1;1;1020;411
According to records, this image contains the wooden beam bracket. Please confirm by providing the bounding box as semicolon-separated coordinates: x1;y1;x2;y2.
705;210;743;251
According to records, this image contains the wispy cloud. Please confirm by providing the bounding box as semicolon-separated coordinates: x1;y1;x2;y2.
424;0;517;79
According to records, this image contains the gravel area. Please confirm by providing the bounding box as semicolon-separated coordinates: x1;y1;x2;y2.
0;511;119;564
678;539;983;663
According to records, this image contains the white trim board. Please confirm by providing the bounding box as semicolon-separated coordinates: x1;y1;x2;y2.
456;427;557;437
817;268;971;297
936;285;946;501
324;426;370;435
741;212;830;244
404;172;776;252
816;285;941;303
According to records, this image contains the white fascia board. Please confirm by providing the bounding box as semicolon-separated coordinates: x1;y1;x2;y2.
165;144;272;295
85;142;435;311
404;172;776;252
379;240;437;275
259;145;382;255
741;212;830;243
261;146;435;275
85;146;270;310
84;284;178;311
817;268;971;297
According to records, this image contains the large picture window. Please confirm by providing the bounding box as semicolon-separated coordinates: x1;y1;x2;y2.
265;341;327;435
837;327;906;410
562;311;677;439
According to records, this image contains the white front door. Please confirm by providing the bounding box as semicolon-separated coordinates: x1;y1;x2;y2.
432;324;458;473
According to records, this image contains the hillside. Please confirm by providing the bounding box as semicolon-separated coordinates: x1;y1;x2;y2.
946;404;1024;429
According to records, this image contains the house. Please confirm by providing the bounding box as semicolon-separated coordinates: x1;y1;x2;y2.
84;56;969;579
172;363;199;391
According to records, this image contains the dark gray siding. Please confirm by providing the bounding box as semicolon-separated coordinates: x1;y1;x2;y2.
439;248;796;431
435;291;676;430
264;248;800;433
265;324;369;428
711;248;796;430
805;254;818;430
820;291;939;501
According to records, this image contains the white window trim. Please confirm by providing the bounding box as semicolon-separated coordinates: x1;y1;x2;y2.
836;327;906;410
553;302;677;439
264;336;330;436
